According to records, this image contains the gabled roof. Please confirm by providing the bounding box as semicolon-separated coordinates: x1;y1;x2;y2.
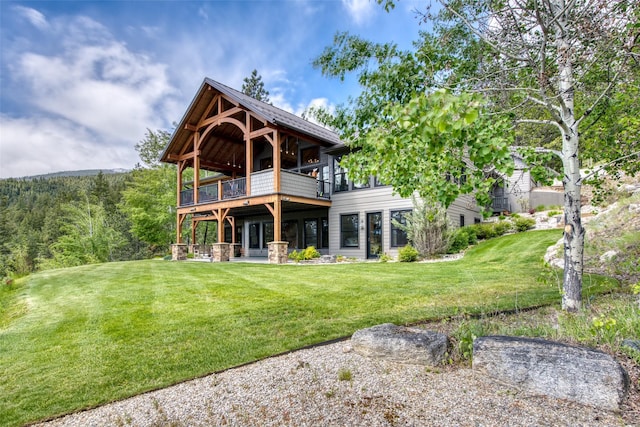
161;77;341;164
204;78;342;146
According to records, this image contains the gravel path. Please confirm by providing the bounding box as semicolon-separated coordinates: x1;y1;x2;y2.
37;340;630;427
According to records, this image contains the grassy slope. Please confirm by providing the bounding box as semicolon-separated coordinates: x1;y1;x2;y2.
0;230;616;426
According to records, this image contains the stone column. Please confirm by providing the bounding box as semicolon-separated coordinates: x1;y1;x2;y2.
267;241;288;264
171;243;188;261
212;242;230;262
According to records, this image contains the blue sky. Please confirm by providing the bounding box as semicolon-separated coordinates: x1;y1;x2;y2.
0;0;426;178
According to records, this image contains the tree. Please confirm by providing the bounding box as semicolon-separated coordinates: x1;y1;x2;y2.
315;0;639;311
121;130;176;253
242;69;270;102
134;128;172;167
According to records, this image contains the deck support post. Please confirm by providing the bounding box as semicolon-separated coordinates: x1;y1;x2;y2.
212;242;230;262
268;241;288;264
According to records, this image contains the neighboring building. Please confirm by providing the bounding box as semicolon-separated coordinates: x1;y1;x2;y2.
489;152;564;214
160;78;486;262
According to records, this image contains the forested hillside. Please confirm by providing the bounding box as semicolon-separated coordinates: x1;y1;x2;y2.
0;130;179;280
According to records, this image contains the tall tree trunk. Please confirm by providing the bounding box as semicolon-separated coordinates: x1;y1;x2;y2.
554;0;584;311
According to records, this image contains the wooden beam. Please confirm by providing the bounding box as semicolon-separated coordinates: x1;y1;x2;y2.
184;123;197;132
273;130;281;193
193;133;200;204
201;94;220;124
274;196;282;242
248;126;275;139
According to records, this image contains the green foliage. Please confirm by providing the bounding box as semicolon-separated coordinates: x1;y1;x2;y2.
134;129;172;168
394;197;452;257
241;69;270;102
338;368;353;381
288;246;322;262
379;253;393;263
448;228;470;253
340;91;515;212
511;217;536;232
398;244;419;262
120;165;176;253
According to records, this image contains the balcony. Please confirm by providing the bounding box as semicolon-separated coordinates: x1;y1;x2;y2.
178;169;329;207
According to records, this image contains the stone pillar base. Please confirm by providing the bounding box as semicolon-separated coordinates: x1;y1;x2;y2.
230;243;242;258
171;244;188;261
268;241;289;264
212;242;230;262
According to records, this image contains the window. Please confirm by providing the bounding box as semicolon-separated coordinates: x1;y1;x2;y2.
334;157;349;192
459;215;465;227
283;220;298;249
321;218;329;248
353;178;370;189
304;219;318;248
249;223;259;248
263;222;274;248
340;214;359;248
390;210;411;247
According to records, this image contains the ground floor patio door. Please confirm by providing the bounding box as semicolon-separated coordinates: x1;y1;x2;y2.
367;212;383;259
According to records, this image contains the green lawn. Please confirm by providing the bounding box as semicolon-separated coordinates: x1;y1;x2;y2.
0;230;617;426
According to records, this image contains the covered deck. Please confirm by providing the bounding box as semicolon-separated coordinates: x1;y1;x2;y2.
161;78;340;262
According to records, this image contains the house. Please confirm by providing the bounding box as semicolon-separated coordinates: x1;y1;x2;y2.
160;78;485;263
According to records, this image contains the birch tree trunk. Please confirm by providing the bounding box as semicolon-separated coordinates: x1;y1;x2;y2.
554;0;583;311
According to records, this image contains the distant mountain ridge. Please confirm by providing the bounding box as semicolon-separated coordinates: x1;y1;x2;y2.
6;169;130;180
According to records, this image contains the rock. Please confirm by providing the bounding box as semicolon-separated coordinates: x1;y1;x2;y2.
473;336;629;410
629;203;640;214
600;250;618;263
319;255;336;263
351;323;448;366
622;339;640;353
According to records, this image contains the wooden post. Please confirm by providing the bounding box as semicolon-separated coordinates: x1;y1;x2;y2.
273;130;281;193
191;218;197;244
193;133;200;204
274;196;282;242
246;137;252;196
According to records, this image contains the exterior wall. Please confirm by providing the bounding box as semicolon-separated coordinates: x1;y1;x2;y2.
242;208;329;257
506;168;533;213
329;186;482;259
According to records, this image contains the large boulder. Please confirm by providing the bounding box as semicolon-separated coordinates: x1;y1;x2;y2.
351;323;448;366
473;336;629;410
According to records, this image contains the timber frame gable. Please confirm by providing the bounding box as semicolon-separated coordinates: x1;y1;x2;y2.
161;78;339;260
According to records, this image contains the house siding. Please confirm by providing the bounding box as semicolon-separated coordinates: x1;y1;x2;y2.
328;186;481;259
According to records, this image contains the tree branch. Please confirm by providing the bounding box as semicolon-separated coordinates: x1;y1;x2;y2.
517;118;565;134
577;150;640;184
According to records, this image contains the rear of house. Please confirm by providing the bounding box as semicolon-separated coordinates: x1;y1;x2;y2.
160;78;489;263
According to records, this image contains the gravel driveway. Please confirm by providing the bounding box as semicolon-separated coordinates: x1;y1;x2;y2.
37;340;632;427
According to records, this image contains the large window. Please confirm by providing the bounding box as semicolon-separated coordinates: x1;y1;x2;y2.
283;220;298;249
263;222;274;248
334;157;349;192
249;223;259;249
321;218;329;248
304;219;318;248
340;214;359;248
390;210;411;247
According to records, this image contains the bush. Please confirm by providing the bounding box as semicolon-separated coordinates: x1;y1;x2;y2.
448;229;470;253
398;244;419;262
289;246;321;262
512;217;536;232
379;253;393;263
493;220;513;236
470;223;497;240
393;197;451;257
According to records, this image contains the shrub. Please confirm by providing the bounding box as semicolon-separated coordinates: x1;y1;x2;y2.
303;246;321;260
379;253;393;263
493;220;513;236
289;246;321;262
448;228;470;253
470;223;497;240
398;244;419;262
393;197;452;257
512;217;536;232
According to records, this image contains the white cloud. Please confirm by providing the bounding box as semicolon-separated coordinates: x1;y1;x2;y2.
341;0;376;25
2;12;179;177
13;5;49;30
0;115;135;178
